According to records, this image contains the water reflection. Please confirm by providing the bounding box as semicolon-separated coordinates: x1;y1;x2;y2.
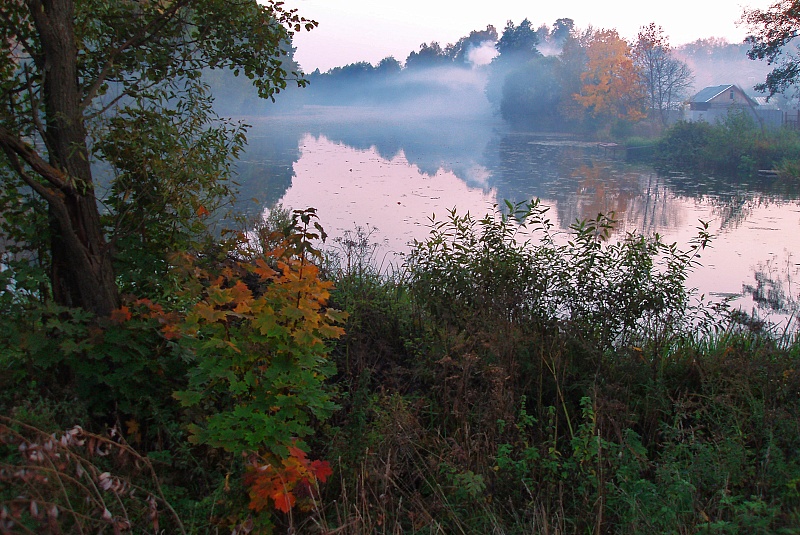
742;251;800;316
277;134;497;255
233;110;800;318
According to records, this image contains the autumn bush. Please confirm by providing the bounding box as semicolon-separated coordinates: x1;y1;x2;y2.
0;209;345;533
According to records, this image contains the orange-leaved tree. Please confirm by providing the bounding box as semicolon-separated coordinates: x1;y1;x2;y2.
574;29;646;122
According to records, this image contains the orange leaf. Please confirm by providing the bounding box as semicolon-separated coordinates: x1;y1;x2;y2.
230;280;253;304
287;446;309;464
254;258;277;280
161;324;182;340
271;489;296;513
196;205;210;217
192;303;226;323
233;301;252;314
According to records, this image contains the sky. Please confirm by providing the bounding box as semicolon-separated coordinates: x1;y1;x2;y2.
283;0;776;73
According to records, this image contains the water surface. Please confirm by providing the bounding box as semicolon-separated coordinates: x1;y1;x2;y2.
234;109;800;321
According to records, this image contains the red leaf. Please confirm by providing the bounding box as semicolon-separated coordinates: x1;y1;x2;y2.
287;445;308;463
161;324;182;340
310;460;333;483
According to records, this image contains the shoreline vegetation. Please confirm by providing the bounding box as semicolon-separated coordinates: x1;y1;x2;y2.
3;202;800;533
621;112;800;181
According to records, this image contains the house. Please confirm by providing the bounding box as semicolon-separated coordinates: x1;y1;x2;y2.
685;84;759;123
684;84;784;128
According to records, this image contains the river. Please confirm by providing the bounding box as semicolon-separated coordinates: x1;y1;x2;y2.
232;107;800;323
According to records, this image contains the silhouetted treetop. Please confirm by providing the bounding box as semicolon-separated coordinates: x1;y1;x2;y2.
496;19;542;60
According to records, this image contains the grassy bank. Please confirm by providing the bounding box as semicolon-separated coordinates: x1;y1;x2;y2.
2;203;799;534
650;113;800;180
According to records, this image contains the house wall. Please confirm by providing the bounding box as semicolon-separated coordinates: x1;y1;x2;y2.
684;86;782;127
708;87;751;107
684;107;740;124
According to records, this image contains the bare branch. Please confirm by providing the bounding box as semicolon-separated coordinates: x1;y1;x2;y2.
22;62;52;155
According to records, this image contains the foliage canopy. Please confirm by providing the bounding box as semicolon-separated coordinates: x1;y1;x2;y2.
744;0;800;96
575;29;646;121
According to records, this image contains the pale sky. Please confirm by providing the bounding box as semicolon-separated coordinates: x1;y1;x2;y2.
283;0;776;72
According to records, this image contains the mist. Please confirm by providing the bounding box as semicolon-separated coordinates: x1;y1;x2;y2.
200;18;795;141
466;41;498;66
674;38;774;96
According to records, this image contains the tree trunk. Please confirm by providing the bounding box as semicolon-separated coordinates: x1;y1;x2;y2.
29;0;120;316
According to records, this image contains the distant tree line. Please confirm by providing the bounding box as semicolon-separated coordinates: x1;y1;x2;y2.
302;18;698;134
489;19;696;133
220;6;800;134
306;23;499;85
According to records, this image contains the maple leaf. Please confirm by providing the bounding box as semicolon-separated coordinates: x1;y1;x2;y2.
192;302;227;323
310;459;333;483
271;488;296;513
287;445;309;463
254;258;277;280
161;324;182;340
230;280;253;303
206;285;234;307
234;301;252;314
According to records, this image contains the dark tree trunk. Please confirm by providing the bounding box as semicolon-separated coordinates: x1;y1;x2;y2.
28;0;119;316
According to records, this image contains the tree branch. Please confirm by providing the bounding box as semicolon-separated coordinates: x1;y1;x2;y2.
84;77;163;121
0;125;75;195
22;62;53;157
80;0;192;110
1;145;61;206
